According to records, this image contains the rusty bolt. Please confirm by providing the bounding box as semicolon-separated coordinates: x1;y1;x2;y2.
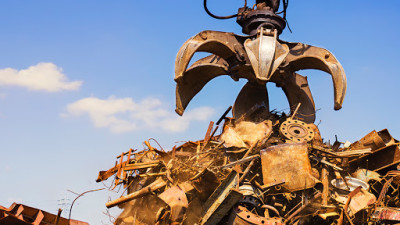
199;31;208;40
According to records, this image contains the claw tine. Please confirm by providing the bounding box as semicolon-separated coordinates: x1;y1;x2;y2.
232;82;270;121
175;55;229;115
272;72;316;123
175;31;246;82
284;43;347;110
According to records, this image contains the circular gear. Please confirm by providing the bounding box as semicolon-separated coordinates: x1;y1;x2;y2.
279;119;314;142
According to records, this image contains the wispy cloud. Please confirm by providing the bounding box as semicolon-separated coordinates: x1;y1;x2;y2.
0;62;82;92
62;96;214;133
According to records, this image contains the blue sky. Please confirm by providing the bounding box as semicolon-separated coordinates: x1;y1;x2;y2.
0;1;399;224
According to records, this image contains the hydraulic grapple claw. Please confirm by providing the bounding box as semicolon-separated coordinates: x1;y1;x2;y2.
174;27;347;122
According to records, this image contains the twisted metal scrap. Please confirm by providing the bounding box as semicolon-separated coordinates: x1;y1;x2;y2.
174;27;346;123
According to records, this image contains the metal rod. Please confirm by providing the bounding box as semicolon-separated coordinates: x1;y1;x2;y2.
106;179;166;208
321;157;329;205
242;141;259;159
216;106;232;125
221;155;260;169
290;103;301;120
239;159;256;183
54;208;62;225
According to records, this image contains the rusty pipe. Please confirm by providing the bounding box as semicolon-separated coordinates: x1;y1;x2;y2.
106;178;166;208
239;159;256;183
321;157;329;205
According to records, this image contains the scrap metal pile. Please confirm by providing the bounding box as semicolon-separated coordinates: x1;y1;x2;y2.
97;114;400;225
96;0;400;224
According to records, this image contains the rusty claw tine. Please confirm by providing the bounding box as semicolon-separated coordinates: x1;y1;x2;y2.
232;82;270;120
175;55;229;116
281;42;347;110
175;30;247;82
271;72;316;123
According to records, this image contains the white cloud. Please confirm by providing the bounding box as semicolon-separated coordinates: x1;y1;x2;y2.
0;62;82;92
62;96;214;133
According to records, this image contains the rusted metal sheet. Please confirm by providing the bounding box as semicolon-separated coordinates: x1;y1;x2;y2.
261;143;319;192
348;190;376;215
334;189;376;216
372;207;400;222
0;203;89;225
220;120;272;148
351;169;381;183
158;185;189;222
350;129;397;151
228;205;282;225
337;186;362;225
349;144;400;172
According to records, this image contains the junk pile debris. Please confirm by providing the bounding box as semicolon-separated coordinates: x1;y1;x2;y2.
0;202;89;225
97;114;400;225
96;0;399;224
